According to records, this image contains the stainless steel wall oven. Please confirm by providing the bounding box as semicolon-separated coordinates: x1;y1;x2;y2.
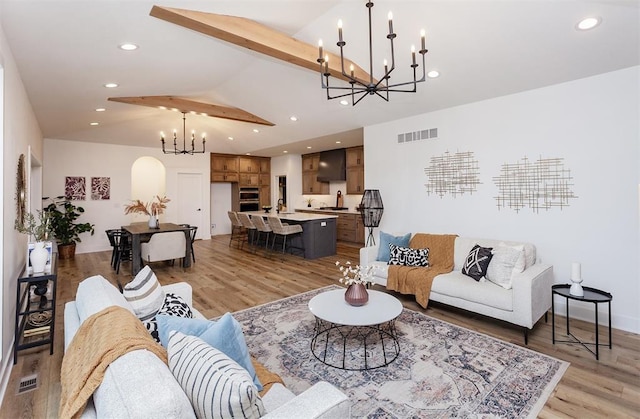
239;187;259;212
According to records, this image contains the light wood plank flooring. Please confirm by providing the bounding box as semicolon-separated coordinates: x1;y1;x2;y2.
1;236;638;418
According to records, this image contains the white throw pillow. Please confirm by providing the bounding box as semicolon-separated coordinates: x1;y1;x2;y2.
123;266;165;321
168;331;265;419
500;242;526;274
486;245;523;289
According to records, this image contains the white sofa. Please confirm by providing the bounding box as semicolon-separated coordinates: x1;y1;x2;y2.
64;275;350;418
360;236;553;343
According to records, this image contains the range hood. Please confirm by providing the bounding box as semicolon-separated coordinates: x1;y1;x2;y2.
317;148;346;182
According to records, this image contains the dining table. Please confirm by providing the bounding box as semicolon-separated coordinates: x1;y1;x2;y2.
121;222;192;276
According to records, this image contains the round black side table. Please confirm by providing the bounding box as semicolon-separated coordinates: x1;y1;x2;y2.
552;284;612;360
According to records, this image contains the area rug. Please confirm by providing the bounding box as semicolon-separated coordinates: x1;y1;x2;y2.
232;286;568;418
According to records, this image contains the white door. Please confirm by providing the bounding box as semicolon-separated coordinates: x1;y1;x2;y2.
177;172;203;239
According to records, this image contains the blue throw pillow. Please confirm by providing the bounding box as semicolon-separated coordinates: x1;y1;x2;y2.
156;313;263;391
376;231;411;262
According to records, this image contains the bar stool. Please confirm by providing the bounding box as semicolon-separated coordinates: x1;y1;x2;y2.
236;213;257;250
251;215;272;249
227;211;245;248
267;216;304;256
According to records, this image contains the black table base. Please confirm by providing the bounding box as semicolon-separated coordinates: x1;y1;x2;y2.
310;317;400;371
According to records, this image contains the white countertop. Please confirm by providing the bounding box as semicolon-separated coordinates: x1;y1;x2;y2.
242;211;338;221
296;208;361;215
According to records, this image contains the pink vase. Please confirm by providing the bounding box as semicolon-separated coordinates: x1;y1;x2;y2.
344;283;369;306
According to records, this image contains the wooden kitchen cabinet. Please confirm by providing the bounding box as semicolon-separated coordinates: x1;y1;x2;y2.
239;173;260;187
239;157;260;173
260;184;271;207
302;153;329;195
259;157;270;174
211;154;238;173
346;146;365;195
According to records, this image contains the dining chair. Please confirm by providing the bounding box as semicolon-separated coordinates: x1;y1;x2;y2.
179;224;198;263
227;211;245;248
266;216;304;256
140;231;186;266
115;230;132;274
105;229;121;269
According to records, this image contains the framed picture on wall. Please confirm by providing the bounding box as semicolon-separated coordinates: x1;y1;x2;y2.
91;177;110;200
65;176;86;200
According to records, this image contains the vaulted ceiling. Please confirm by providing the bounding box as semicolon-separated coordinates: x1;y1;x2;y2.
0;1;638;157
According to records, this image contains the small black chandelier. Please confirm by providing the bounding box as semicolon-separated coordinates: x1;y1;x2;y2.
161;112;206;155
317;1;428;106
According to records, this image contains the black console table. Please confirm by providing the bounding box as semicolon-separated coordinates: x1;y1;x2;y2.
551;284;612;360
14;254;58;364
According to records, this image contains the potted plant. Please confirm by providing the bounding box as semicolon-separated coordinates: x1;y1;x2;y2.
44;196;95;259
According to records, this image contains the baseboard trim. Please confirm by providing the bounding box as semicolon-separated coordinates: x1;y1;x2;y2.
0;338;15;406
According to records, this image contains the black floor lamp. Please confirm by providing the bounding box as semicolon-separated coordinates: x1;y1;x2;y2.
359;189;384;247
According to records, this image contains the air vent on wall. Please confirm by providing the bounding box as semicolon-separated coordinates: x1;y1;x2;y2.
17;374;38;394
397;128;438;144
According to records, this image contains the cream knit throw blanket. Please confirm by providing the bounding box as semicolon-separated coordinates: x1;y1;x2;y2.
59;305;167;419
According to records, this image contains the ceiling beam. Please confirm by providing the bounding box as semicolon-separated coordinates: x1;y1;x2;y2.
149;5;373;84
107;96;275;126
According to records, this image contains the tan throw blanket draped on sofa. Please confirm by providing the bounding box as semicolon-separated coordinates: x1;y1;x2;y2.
59;306;168;419
387;233;457;308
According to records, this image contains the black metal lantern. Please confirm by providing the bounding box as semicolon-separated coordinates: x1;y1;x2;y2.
359;189;384;246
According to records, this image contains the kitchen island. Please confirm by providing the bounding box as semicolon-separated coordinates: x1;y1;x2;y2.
243;211;338;259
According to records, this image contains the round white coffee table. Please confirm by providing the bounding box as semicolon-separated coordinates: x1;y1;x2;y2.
308;289;402;370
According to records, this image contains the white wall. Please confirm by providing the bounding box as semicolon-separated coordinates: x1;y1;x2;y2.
43;139;211;253
0;21;44;402
364;67;639;333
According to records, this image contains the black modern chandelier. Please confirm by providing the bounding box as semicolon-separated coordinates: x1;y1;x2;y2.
161;112;206;155
317;1;428;106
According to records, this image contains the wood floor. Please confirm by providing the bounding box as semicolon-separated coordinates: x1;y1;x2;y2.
1;236;638;418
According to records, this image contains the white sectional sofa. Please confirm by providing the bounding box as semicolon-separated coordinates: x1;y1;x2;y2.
64;275;350;418
360;236;553;343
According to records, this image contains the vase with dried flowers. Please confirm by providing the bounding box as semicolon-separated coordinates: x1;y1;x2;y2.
15;210;52;273
335;261;376;306
124;195;171;228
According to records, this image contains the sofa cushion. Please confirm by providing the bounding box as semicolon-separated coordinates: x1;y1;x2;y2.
461;244;493;281
156;313;262;391
432;272;513;311
75;275;133;323
168;331;265;419
143;293;193;342
123;266;165;321
454;237;536;271
388;244;429;267
376;232;411;262
486;245;523;289
93;349;196;419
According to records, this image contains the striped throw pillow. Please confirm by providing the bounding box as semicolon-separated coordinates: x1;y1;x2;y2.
123;265;165;320
168;331;265;419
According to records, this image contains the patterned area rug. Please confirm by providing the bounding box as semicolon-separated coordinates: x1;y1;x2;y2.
232;286;568;418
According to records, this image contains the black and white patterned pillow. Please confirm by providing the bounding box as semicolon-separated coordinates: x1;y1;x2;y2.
388;244;429;267
462;244;493;281
143;293;193;342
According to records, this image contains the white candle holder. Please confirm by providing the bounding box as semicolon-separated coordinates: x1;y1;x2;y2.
569;262;584;297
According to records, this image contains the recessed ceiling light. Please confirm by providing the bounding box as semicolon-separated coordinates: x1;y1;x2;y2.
158;106;167;110
307;146;312;149
427;70;440;78
253;129;260;133
190;111;196;115
576;17;601;31
246;153;251;155
340;100;349;106
290;116;298;122
119;43;138;51
95;108;106;112
90;122;99;126
336;141;341;144
228;137;234;140
104;83;118;88
171;108;179;112
201;113;208;116
283;150;288;153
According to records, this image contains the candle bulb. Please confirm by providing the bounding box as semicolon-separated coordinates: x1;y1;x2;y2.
318;39;323;61
350;64;354;78
338;19;343;42
160;131;165;141
388;12;393;34
411;45;416;65
383;59;388;76
324;55;329;74
420;29;426;51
